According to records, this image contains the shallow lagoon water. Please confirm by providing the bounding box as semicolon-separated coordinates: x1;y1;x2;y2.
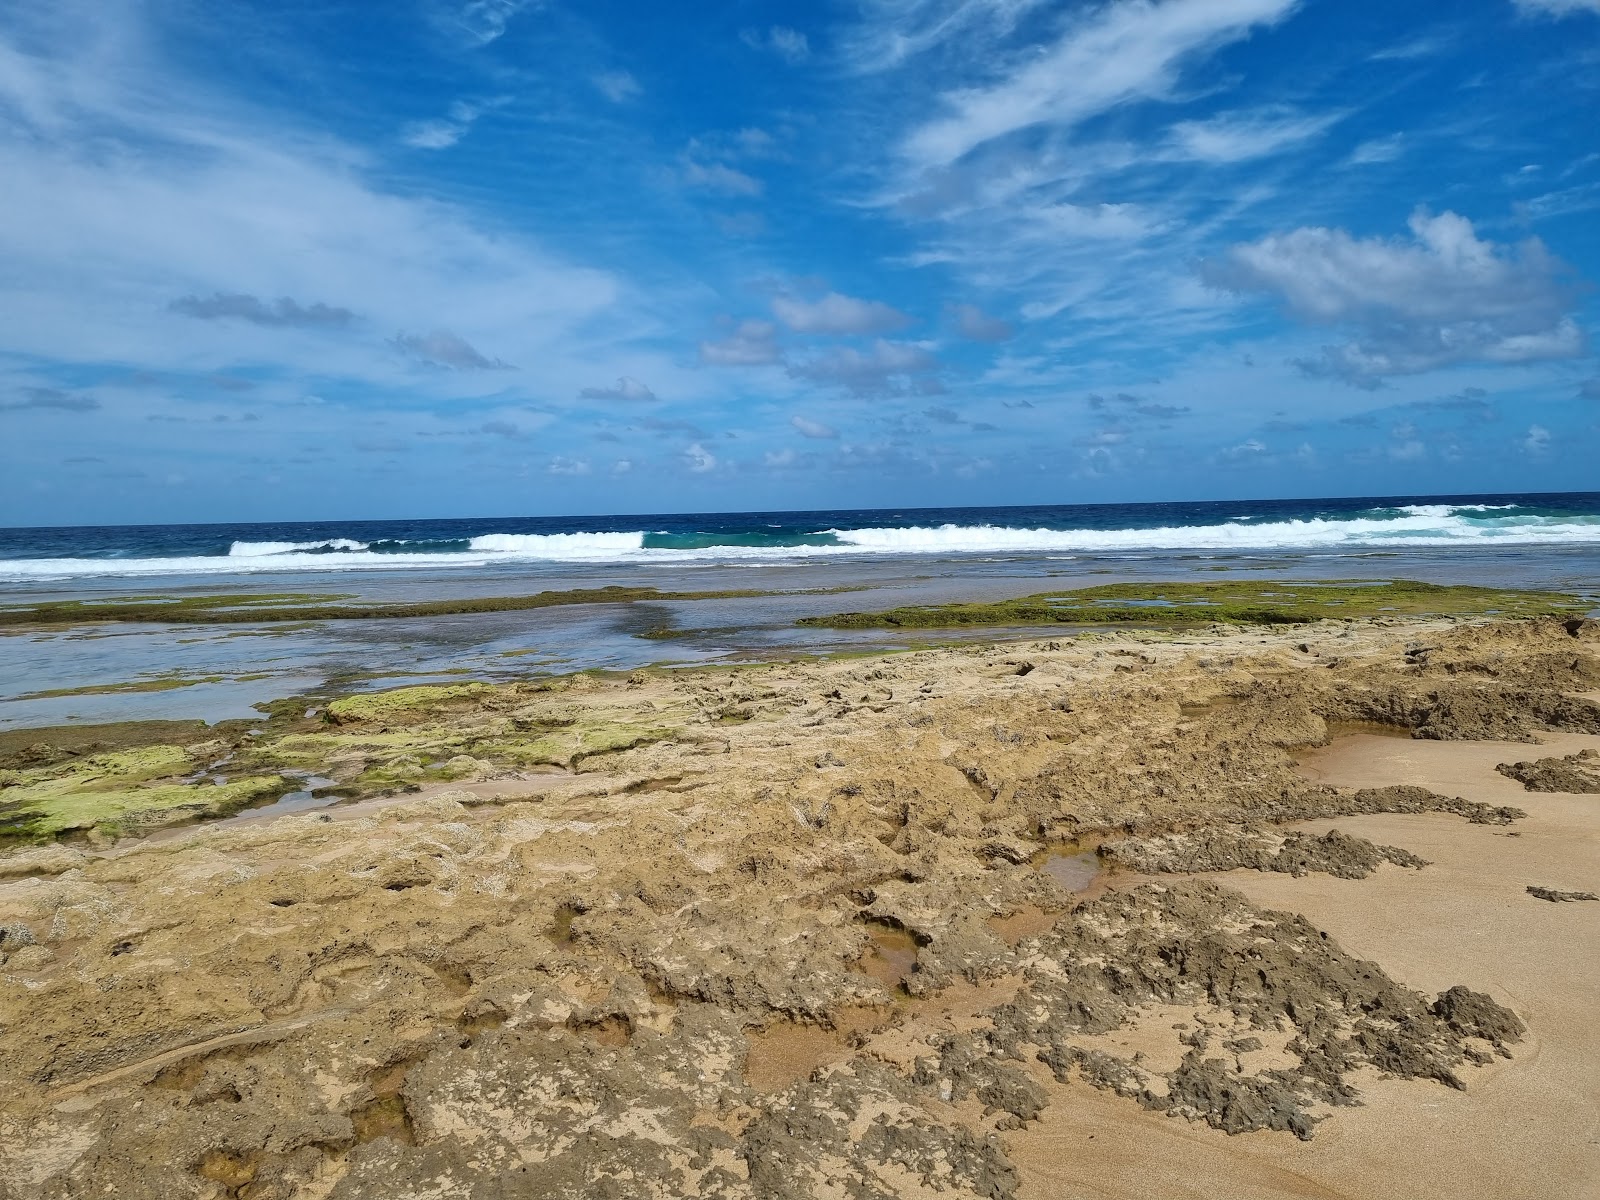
3;542;1599;732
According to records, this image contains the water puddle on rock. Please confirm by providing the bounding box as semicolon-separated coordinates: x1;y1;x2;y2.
1034;846;1102;892
239;771;338;821
857;923;919;994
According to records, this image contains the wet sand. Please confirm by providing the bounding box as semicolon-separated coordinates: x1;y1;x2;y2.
1007;731;1600;1199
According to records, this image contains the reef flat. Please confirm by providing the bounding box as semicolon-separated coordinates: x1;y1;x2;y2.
0;585;780;629
799;578;1592;629
2;614;1598;1198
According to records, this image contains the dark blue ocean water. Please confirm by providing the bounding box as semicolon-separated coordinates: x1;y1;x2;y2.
4;491;1600;580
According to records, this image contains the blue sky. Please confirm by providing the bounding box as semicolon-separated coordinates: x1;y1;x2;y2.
1;0;1598;525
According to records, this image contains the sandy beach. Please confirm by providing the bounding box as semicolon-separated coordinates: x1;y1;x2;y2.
2;615;1598;1198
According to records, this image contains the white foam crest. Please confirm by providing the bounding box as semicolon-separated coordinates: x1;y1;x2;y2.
467;532;645;556
5;511;1600;581
827;513;1600;553
229;539;368;556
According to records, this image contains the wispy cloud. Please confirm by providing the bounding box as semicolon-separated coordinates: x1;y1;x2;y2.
773;291;912;335
453;0;536;46
787;339;940;395
1164;106;1340;163
791;414;839;438
1512;0;1600;19
900;0;1300;169
1;386;100;413
742;25;811;63
579;376;657;402
1346;134;1406;166
950;303;1014;341
593;70;641;103
401;98;507;150
392;330;511;370
699;321;782;366
170;293;357;329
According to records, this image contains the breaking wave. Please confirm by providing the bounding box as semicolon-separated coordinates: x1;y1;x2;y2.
4;504;1599;580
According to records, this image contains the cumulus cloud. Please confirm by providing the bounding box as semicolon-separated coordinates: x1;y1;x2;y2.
1513;0;1600;17
950;303;1014;341
592;70;641;103
1;386;100;413
772;291;911;335
699;320;782;366
392;330;510;370
742;25;810;62
1202;209;1584;386
1522;424;1551;453
170;293;357;329
787;339;939;395
579;376;657;402
683;442;717;472
547;456;591;475
791;414;838;439
901;0;1300;168
1164;106;1339;163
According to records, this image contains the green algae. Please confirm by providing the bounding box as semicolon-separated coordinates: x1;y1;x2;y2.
0;743;290;843
796;579;1591;631
0;586;768;629
325;683;498;725
14;676;228;701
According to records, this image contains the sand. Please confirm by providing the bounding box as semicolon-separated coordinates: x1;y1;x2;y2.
2;616;1598;1198
1006;731;1600;1200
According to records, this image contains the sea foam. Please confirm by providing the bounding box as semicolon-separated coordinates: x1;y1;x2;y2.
3;506;1599;580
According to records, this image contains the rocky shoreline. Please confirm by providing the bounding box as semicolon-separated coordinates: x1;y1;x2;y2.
2;615;1598;1198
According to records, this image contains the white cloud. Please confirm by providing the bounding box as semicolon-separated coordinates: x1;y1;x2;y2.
683;442;717;472
901;0;1301;169
787;339;940;395
772;291;912;335
742;25;811;62
1522;424;1551;453
593;71;641;103
579;376;657;402
1164;106;1338;163
392;331;510;370
699;320;782;366
547;456;591;475
455;0;536;45
1346;134;1405;166
1203;209;1584;386
844;0;1056;73
0;7;643;403
951;303;1014;341
764;448;798;466
681;158;763;197
1513;0;1600;17
791;414;839;438
402;98;508;150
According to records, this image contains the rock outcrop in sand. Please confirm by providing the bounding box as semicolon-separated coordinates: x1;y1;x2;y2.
1497;748;1600;793
1;617;1595;1198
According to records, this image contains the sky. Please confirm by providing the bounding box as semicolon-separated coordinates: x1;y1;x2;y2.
1;0;1598;526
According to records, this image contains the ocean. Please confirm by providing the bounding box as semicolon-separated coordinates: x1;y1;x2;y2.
4;491;1600;731
6;492;1600;581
